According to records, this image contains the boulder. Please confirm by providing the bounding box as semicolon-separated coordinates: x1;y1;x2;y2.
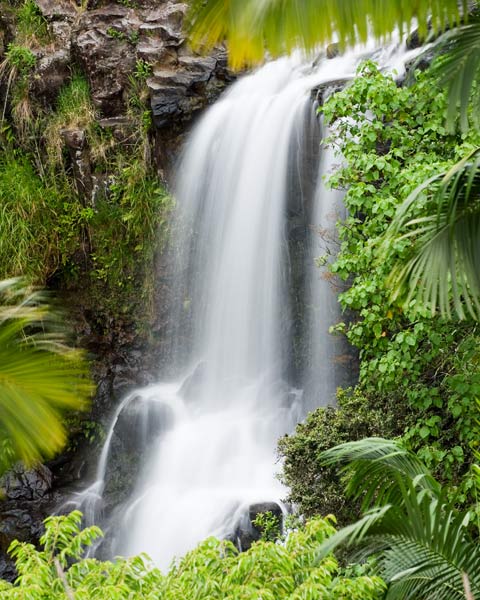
233;502;284;551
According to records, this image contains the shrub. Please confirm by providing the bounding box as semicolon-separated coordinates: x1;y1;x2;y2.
0;511;386;599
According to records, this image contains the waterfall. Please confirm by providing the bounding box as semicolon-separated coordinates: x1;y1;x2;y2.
68;40;420;570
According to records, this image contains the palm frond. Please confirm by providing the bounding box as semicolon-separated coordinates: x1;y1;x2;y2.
316;439;480;599
385;148;480;320
319;437;441;510
0;279;92;473
187;0;466;69
427;23;480;133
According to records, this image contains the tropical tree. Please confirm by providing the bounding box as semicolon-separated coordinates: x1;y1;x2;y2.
0;278;92;475
317;438;480;600
384;23;480;320
384;148;480;320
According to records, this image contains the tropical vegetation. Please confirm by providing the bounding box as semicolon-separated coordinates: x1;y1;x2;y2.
187;0;465;69
0;278;92;476
280;62;480;521
1;0;480;598
317;438;480;600
0;510;385;599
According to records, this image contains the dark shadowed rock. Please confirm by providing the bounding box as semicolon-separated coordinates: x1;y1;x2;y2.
33;49;71;105
233;502;284;551
1;464;52;501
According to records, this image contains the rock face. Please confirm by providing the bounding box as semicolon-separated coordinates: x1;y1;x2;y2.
34;0;232;175
0;465;56;580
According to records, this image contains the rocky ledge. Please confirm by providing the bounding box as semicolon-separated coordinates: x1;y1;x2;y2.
1;0;233;176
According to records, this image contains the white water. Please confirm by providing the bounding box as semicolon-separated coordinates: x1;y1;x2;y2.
71;40;420;570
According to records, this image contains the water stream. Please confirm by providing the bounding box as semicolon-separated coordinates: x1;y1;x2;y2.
68;40;420;570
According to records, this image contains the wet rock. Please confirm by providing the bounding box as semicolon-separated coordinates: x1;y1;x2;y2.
72;7;137;116
35;0;76;47
326;42;340;59
33;49;71;105
249;502;283;523
113;396;175;452
61;128;93;201
35;0;77;21
313;78;350;106
233;502;283;551
1;464;52;501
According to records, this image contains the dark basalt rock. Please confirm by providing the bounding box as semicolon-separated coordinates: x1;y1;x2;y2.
232;502;284;551
1;464;52;501
0;466;58;580
326;42;340;59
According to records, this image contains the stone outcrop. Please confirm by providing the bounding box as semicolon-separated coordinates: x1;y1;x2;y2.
32;0;233;175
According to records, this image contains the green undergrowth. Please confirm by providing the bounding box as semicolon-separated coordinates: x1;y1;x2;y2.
0;511;385;599
0;55;172;331
0;0;169;329
280;62;480;519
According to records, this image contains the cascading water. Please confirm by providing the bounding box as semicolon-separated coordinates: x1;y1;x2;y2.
68;40;421;569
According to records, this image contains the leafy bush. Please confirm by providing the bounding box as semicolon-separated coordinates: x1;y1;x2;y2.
0;511;386;599
279;387;413;522
321;62;480;501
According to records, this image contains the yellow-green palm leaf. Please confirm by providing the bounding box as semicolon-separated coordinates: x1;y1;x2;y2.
0;279;92;474
187;0;466;69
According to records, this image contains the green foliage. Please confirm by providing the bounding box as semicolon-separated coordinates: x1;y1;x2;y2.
0;43;37;135
0;146;169;330
3;44;36;76
318;62;480;504
88;161;173;315
428;22;480;133
107;27;140;44
187;0;465;69
252;511;282;543
0;61;169;329
0;279;92;474
0;511;386;599
15;0;50;46
317;438;480;600
278;387;411;522
0;153;84;281
134;59;153;80
281;63;480;522
385;147;480;320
